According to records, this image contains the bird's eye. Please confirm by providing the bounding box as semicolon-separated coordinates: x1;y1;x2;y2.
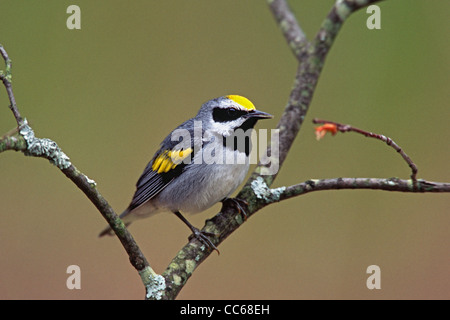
212;107;246;122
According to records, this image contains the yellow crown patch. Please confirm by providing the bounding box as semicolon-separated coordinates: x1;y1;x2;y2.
226;95;255;111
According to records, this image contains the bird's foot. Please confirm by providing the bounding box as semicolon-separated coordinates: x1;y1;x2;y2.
188;227;220;254
222;197;249;221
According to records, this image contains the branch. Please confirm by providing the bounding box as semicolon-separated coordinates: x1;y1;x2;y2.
264;177;450;204
267;0;307;59
0;45;23;126
255;0;385;189
0;45;165;300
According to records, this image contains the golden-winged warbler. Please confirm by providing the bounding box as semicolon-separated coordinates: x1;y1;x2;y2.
99;95;272;249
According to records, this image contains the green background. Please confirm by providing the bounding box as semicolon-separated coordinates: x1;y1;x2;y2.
1;0;449;299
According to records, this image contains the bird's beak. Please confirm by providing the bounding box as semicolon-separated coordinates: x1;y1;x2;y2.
247;109;273;119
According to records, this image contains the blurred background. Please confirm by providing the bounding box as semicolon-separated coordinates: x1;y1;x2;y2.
0;0;449;299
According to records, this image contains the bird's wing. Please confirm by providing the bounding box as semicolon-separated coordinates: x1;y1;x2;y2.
127;119;197;211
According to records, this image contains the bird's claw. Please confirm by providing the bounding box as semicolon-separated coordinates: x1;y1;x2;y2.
188;227;220;255
222;197;249;221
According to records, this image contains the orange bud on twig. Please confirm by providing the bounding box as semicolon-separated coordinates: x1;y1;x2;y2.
314;123;338;140
312;118;418;189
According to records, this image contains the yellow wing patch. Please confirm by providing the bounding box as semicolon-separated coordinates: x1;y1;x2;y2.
226;95;256;111
152;148;193;174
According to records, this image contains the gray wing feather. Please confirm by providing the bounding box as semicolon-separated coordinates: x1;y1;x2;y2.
127;119;197;211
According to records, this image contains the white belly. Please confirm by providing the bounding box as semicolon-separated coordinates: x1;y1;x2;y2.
158;160;249;214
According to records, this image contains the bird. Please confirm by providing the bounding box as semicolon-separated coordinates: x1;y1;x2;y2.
99;95;272;250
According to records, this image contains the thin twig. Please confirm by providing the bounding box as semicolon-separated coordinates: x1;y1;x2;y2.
249;176;450;206
279;177;450;201
313;118;418;187
0;44;23;126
